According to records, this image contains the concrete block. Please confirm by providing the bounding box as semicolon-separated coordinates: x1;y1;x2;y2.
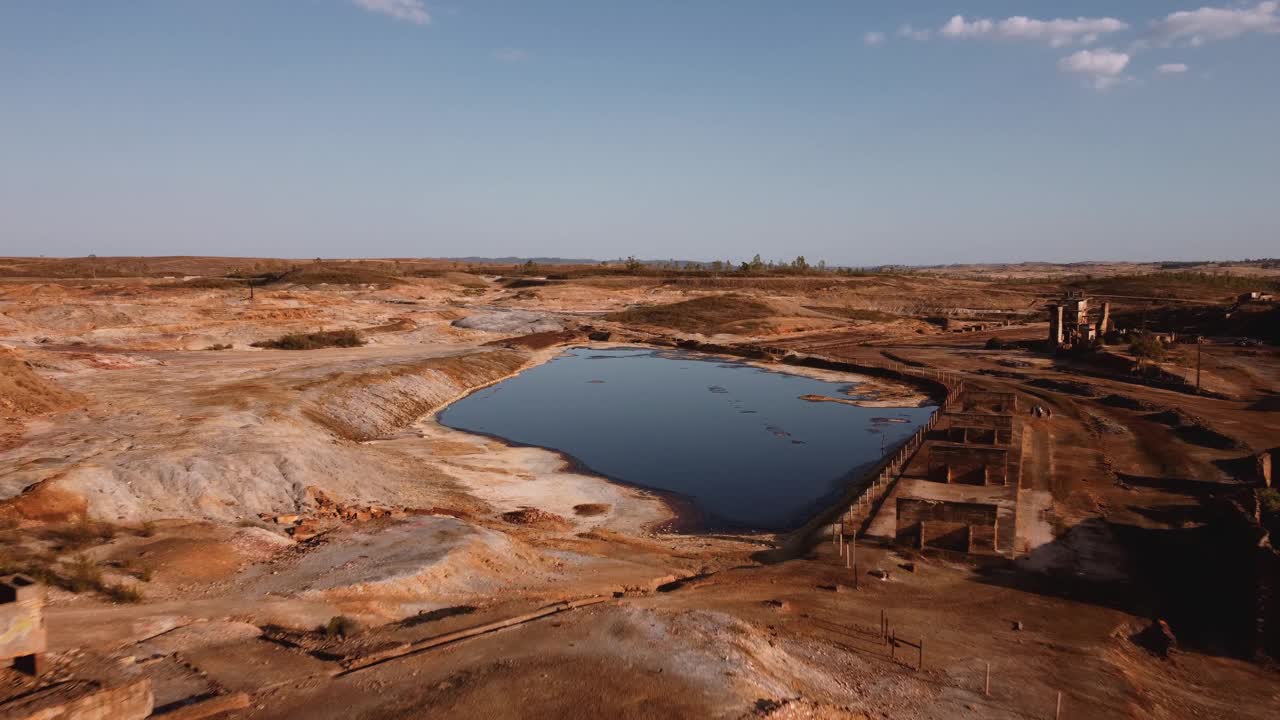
0;678;153;720
1;575;46;676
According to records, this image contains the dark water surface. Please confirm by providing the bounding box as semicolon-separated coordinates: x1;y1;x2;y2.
439;348;934;530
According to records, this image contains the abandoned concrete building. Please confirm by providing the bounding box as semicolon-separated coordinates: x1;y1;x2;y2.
942;412;1014;445
1049;294;1111;350
885;388;1022;556
927;444;1011;485
895;498;1001;554
957;390;1019;415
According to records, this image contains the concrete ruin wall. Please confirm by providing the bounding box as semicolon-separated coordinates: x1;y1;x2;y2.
928;444;1009;485
896;498;999;554
0;678;153;720
959;390;1018;414
944;426;1012;446
946;412;1013;430
0;574;45;676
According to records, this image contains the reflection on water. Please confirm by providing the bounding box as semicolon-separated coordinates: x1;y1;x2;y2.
439;348;934;530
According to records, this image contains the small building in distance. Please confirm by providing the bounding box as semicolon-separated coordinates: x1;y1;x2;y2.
1238;291;1276;304
1048;293;1110;350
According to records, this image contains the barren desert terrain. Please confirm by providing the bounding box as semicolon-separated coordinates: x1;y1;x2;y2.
2;257;1279;719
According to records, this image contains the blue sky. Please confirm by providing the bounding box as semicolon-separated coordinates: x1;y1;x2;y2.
1;1;1277;265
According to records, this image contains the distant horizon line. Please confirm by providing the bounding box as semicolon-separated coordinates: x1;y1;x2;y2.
3;254;1278;269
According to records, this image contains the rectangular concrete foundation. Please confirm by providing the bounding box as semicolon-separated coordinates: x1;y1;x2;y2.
945;426;1012;445
958;391;1018;414
897;498;1000;554
928;444;1010;486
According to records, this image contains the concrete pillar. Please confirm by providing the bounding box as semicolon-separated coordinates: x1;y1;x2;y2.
1049;305;1064;347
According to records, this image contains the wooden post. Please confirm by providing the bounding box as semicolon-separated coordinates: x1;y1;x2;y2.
1055;691;1062;720
917;638;923;670
984;662;990;697
890;631;896;661
851;534;858;589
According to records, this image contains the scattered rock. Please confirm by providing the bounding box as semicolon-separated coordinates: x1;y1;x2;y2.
500;507;572;531
1132;619;1178;658
452;311;563;335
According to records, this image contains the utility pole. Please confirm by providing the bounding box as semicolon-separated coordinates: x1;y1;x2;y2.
1195;337;1203;394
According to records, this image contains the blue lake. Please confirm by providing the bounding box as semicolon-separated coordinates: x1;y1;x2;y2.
438;347;935;531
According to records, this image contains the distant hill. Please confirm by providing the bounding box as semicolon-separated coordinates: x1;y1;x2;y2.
444;257;600;265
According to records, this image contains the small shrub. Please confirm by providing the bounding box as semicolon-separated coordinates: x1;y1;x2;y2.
136;520;156;537
62;555;103;593
985;337;1008;350
1129;332;1167;362
1261;488;1280;515
48;520;116;550
102;583;143;604
322;615;360;638
204;343;232;351
251;329;366;351
115;558;153;582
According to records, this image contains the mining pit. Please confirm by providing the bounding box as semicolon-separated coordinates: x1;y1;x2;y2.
1;257;1278;719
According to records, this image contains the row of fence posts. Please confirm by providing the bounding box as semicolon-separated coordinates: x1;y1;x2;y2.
881;609;924;671
880;610;1067;718
842;375;963;536
817;356;1070;718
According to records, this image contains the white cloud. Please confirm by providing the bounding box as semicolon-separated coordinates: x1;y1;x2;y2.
493;48;529;63
897;24;931;41
941;14;1129;47
863;31;887;47
1158;63;1190;74
1151;2;1280;46
352;0;430;25
941;15;994;39
1058;48;1131;89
